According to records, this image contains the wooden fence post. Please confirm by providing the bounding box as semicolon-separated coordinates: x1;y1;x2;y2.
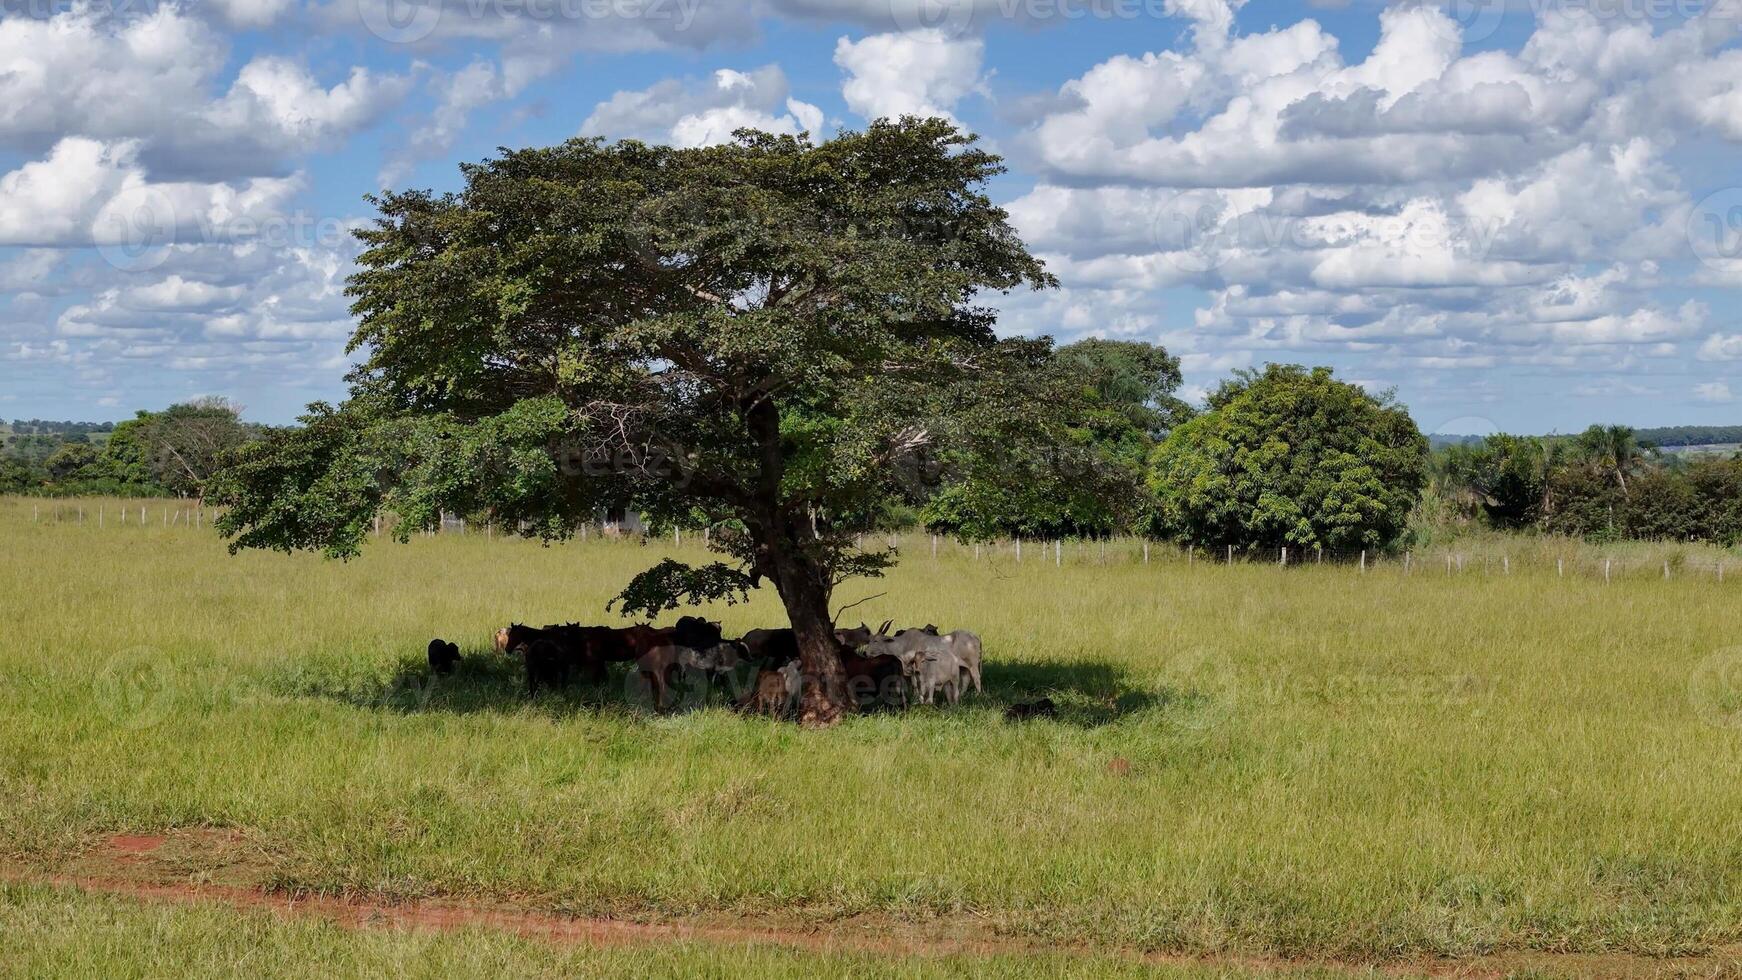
1143;541;1150;565
1359;550;1366;572
1404;550;1410;574
1604;559;1611;583
1281;546;1287;567
1227;544;1233;564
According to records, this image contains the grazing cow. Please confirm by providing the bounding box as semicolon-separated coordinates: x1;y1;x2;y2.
833;620;891;652
677;640;744;689
865;630;948;689
1005;697;1057;721
941;630;983;695
634;644;701;712
500;623;549;656
492;627;511;654
838;649;906;710
885;627;980;696
542;624;609;684
524;638;569;695
739;627;798;668
673;616;723;650
428;638;461;676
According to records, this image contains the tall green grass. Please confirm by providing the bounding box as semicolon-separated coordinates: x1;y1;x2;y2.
3;496;1740;958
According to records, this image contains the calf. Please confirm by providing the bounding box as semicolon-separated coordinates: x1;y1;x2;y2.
912;647;966;706
427;638;461;676
736;661;801;718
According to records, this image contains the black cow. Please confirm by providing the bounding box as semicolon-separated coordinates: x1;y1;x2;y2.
427;638;460;675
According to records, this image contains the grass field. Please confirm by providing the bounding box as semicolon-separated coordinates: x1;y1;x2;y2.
3;496;1741;974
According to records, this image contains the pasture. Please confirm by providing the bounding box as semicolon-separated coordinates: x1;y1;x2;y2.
2;496;1741;975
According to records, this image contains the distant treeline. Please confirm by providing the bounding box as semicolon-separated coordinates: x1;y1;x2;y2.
1435;427;1742;545
1633;425;1742;448
1432;424;1742;450
0;400;259;498
11;372;1739;551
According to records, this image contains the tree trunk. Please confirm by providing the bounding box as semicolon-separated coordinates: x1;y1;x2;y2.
764;529;849;727
742;392;848;726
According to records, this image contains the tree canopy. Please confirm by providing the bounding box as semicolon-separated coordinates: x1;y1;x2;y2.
1147;364;1428;551
920;338;1188;540
210;120;1064;724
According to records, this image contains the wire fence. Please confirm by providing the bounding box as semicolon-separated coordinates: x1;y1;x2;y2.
15;499;1740;584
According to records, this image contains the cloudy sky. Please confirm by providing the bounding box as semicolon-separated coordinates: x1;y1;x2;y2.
2;0;1739;434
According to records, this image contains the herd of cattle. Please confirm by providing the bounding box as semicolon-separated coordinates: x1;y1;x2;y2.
425;617;1021;718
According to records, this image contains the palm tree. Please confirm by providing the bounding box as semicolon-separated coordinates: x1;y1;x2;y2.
1576;425;1650;497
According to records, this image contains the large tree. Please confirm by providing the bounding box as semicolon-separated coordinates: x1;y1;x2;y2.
1147;364;1427;552
127;398;254;498
211;120;1061;724
920;339;1188;540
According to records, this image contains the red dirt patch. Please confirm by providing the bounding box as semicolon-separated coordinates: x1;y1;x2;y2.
106;834;166;856
2;831;1737;978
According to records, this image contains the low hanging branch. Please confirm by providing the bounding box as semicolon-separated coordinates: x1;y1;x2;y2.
609;559;756;620
831;591;887;626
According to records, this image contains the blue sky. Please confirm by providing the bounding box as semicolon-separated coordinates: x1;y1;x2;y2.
1;0;1739;435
